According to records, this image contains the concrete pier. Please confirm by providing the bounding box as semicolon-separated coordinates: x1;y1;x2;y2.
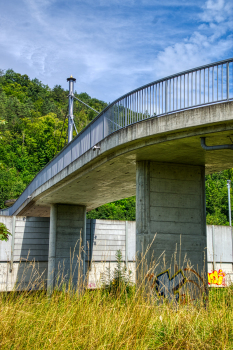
136;161;207;298
47;204;86;293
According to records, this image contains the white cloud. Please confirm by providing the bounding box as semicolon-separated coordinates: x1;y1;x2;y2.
153;0;233;79
200;0;230;23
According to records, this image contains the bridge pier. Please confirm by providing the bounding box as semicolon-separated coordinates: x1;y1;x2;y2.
47;204;86;294
136;161;207;299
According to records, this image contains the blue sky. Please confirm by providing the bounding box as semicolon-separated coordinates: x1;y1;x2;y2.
0;0;232;102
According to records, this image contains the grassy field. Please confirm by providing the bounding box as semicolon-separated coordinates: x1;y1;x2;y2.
0;285;232;350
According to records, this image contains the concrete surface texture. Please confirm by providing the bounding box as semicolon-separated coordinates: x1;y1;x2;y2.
0;216;49;291
207;225;233;274
136;161;207;295
47;204;86;292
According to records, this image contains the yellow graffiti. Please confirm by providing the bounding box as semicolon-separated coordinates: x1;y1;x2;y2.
208;269;226;286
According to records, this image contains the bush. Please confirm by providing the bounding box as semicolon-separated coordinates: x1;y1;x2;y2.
0;222;11;241
100;249;135;297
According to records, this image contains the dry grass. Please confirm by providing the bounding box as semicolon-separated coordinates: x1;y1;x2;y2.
0;285;232;349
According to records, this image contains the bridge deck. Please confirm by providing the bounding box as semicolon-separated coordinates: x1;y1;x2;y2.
1;101;233;217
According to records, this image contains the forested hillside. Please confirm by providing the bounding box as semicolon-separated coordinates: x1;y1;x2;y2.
0;69;107;211
0;69;232;224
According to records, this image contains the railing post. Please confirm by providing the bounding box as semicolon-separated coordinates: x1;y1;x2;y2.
165;80;168;113
67;75;76;143
125;97;127;127
227;62;229;101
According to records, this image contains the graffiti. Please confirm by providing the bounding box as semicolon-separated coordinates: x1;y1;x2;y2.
208;269;226;286
146;269;186;301
146;267;207;302
88;282;96;288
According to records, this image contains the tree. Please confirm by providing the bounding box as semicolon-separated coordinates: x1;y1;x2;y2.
205;169;233;225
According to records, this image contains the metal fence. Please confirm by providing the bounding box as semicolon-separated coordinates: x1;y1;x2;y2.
1;58;233;216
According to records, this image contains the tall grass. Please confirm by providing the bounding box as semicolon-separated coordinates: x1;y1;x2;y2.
0;244;232;349
0;284;232;349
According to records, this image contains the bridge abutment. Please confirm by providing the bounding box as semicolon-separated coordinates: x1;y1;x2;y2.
136;161;207;299
47;204;86;293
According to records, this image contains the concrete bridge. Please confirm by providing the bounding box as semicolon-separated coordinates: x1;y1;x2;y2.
1;58;233;296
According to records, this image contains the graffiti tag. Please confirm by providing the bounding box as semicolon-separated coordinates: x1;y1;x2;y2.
147;267;208;302
208;269;226;286
147;269;186;301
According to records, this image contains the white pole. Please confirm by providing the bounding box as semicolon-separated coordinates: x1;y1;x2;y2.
67;76;76;143
227;180;231;226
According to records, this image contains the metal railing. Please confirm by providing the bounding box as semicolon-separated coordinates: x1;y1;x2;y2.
100;58;233;134
1;58;233;216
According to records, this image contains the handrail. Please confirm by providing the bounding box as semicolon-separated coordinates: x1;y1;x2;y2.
1;58;233;216
83;57;233;126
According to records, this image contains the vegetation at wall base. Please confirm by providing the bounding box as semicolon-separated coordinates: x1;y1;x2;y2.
0;286;232;349
100;249;135;297
1;68;233;224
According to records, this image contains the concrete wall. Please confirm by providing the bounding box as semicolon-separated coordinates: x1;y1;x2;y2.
207;225;232;264
0;214;232;290
0;216;136;291
207;225;233;285
86;219;136;262
0;216;49;291
86;219;136;288
14;217;50;262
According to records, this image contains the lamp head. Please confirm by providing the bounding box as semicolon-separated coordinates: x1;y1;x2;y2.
67;75;76;82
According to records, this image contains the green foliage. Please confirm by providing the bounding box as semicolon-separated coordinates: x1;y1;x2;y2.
0;69;107;209
0;222;11;241
87;197;136;221
205;169;233;225
100;249;134;296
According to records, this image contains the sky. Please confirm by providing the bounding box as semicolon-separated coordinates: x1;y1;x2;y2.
0;0;232;103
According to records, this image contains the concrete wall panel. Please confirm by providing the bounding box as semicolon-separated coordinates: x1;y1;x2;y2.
150;207;201;223
150;193;201;209
1;214;232;291
207;225;232;263
150;178;201;194
150;222;202;235
150;162;202;180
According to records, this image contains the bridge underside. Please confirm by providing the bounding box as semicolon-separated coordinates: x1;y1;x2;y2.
20;124;233;217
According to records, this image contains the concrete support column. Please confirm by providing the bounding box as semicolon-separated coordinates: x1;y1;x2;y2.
47;204;86;293
136;161;207;300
